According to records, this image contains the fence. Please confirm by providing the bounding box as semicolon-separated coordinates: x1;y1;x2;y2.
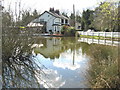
78;32;120;38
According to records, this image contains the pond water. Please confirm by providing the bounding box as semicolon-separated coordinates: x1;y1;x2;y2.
2;36;119;88
32;37;90;88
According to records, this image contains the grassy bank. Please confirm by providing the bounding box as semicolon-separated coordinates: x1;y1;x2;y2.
80;42;120;88
86;45;120;88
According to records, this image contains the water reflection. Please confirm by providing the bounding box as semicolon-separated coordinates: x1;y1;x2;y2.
79;38;120;46
2;36;41;88
32;37;90;88
32;53;66;88
35;69;65;88
33;37;62;59
2;35;119;88
53;49;86;70
78;39;119;88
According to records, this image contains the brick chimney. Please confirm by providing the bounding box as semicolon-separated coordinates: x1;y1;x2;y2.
49;8;54;13
55;9;60;15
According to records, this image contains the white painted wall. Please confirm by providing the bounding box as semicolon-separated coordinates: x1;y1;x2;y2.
53;18;61;33
38;12;69;34
38;12;55;33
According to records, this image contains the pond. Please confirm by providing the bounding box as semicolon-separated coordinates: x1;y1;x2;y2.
2;36;119;88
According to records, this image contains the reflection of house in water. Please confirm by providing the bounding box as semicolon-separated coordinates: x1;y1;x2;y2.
33;38;63;59
33;37;79;60
32;37;82;71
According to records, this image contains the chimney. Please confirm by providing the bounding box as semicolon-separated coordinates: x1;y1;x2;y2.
55;9;60;15
49;8;54;13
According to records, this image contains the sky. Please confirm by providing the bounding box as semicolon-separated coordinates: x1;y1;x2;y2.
2;0;119;16
3;0;107;15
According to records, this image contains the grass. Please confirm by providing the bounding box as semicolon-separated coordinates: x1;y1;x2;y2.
87;45;120;88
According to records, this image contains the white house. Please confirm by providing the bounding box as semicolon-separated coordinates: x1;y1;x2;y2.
30;8;69;34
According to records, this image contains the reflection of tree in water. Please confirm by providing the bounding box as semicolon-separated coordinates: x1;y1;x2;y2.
2;35;66;88
2;36;49;88
3;36;36;88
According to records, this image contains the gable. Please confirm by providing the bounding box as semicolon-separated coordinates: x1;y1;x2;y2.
32;11;54;23
32;11;69;23
39;11;58;18
39;11;69;19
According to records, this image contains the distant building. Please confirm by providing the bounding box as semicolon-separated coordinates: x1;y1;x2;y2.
29;8;69;34
69;19;81;30
75;22;81;30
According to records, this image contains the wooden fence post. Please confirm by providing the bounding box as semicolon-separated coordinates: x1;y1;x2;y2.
111;32;113;39
98;32;100;44
92;32;94;42
104;32;106;45
104;32;106;38
98;32;100;39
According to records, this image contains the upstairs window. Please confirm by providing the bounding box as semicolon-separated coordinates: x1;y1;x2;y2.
40;19;44;22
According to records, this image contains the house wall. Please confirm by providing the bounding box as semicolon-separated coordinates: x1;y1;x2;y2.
38;12;55;33
38;12;69;34
53;18;61;33
75;23;81;30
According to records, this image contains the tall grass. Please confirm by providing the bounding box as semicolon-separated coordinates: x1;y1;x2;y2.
87;45;120;88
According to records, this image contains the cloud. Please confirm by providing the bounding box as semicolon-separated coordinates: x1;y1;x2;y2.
53;50;86;70
53;62;80;70
4;0;101;15
35;69;65;88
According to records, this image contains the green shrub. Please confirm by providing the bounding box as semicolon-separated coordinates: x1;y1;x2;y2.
61;25;76;36
87;45;119;88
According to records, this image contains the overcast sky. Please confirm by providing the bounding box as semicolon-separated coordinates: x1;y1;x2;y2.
3;0;110;15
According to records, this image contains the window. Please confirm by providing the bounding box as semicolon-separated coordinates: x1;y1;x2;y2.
61;19;64;24
65;19;68;24
40;19;44;22
55;22;60;24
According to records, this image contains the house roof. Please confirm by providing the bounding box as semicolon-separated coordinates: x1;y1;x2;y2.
49;11;69;19
42;11;69;20
33;11;69;23
32;10;69;23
